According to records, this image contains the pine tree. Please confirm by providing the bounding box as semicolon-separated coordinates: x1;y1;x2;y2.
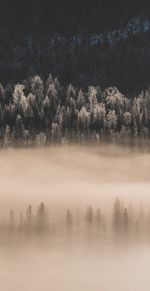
85;206;93;227
107;110;117;131
31;76;44;105
36;202;48;233
123;208;129;232
78;106;90;134
113;197;121;232
13;84;25;107
14;115;25;144
26;204;33;232
9;209;15;233
66;209;73;229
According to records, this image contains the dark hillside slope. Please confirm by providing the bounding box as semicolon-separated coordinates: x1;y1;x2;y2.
0;0;149;33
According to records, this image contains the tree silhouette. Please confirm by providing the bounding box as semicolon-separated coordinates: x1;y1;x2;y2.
113;197;122;232
36;202;48;233
9;209;15;233
26;204;33;232
0;199;149;240
85;206;93;227
123;208;129;232
66;208;73;229
14;115;25;144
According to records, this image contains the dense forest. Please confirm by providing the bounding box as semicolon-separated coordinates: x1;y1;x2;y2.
1;74;150;147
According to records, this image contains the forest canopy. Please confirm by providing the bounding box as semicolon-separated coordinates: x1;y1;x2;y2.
1;74;150;147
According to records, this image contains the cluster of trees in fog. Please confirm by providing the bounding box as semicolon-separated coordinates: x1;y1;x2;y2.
0;198;149;239
1;22;150;94
1;74;150;147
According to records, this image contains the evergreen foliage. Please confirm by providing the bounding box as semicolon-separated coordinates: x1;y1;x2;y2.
0;76;150;146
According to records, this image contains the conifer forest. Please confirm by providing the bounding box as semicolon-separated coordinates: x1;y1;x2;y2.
1;1;150;291
2;75;150;147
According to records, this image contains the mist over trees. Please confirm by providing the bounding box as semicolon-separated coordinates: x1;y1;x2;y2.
0;198;149;242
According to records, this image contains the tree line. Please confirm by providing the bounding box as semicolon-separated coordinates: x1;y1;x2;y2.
0;198;149;239
1;75;150;147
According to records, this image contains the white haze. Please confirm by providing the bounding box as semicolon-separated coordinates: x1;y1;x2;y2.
0;144;150;291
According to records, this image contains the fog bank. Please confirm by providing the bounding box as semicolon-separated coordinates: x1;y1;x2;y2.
0;145;150;291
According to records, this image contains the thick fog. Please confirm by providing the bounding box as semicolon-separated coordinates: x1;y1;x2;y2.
0;145;150;291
